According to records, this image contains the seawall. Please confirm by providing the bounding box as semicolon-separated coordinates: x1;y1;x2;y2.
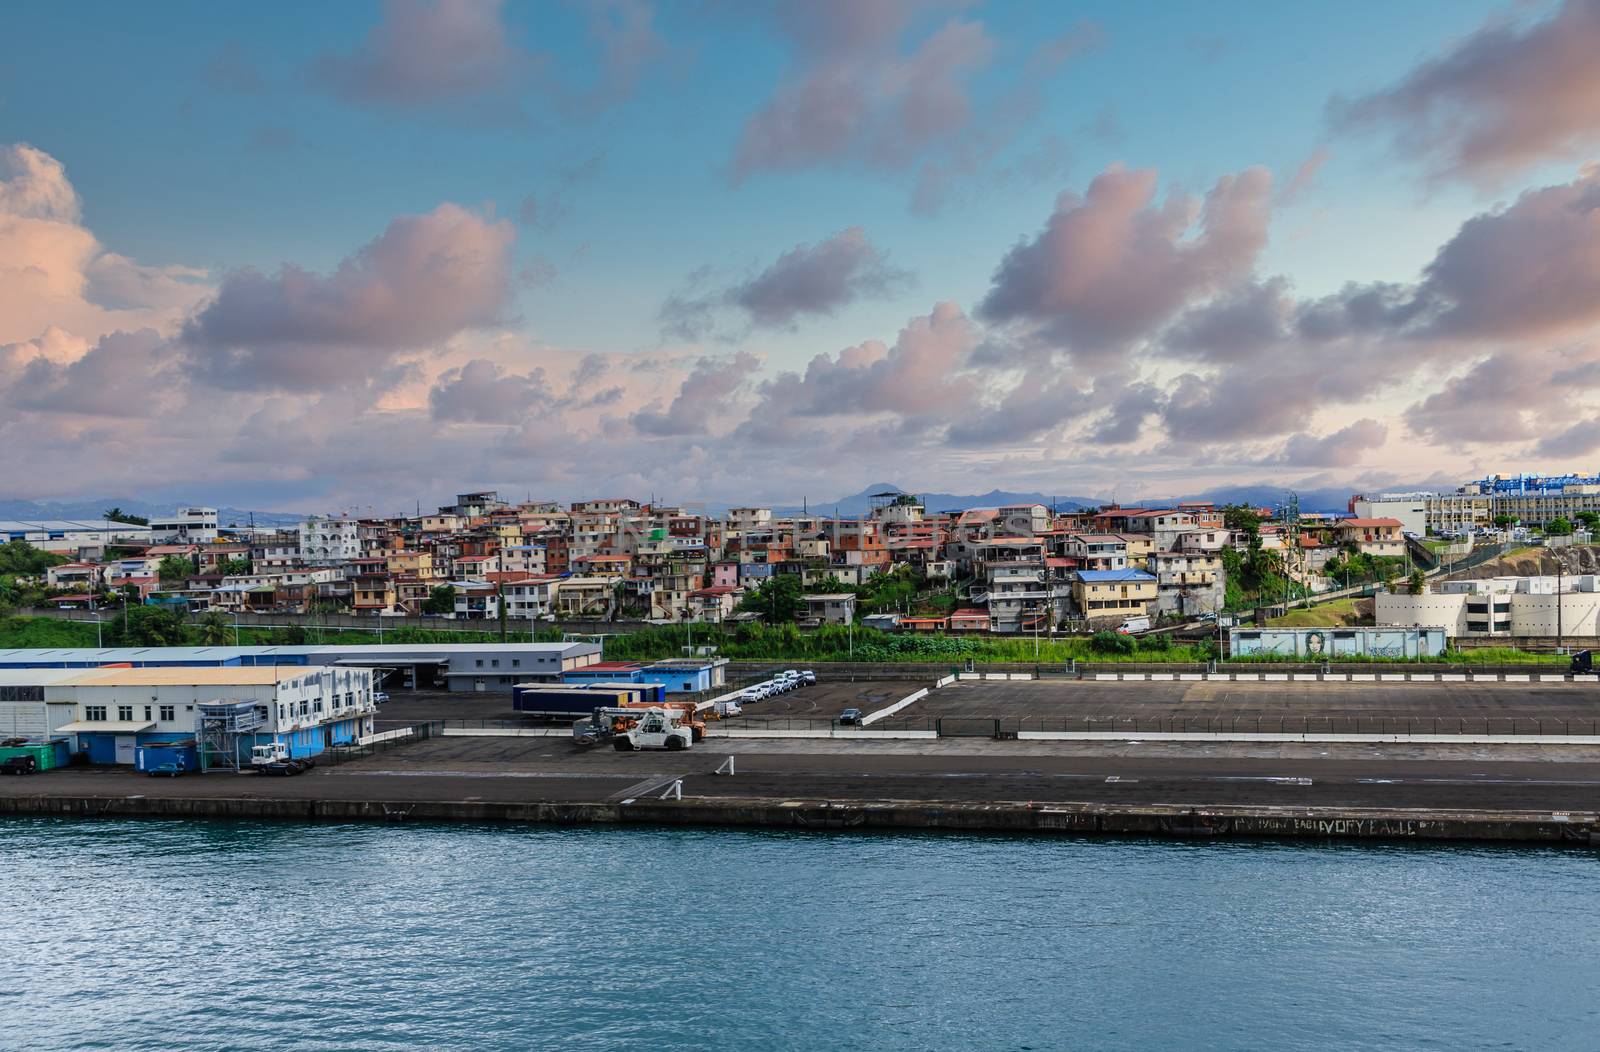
3;793;1594;845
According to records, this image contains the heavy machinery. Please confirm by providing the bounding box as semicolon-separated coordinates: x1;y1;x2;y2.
621;698;707;741
250;741;316;776
613;707;694;751
571;707;695;751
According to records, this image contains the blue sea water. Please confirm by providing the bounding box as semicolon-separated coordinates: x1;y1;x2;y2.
2;819;1597;1051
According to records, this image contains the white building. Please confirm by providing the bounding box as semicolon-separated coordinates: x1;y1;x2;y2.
149;507;219;543
0;669;82;739
46;665;376;765
0;518;152;555
1376;575;1600;638
1348;494;1428;537
299;516;361;565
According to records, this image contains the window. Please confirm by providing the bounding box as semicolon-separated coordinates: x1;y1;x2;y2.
117;705;133;722
476;659;484;667
491;659;500;668
86;705;107;721
160;705;175;721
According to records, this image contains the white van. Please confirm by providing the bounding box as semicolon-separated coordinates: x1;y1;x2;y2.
1116;616;1151;634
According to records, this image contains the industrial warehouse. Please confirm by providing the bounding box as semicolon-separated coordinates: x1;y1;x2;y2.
0;641;605;691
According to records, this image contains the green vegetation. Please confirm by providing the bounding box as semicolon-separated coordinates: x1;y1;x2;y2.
0;541;69;613
1546;516;1575;537
1267;597;1366;628
1320;546;1405;589
422;584;456;615
216;557;252;576
156;555;194;583
1219;504;1291;609
102;507;149;526
0;613;1567;667
737;575;806;624
602;621;1211;663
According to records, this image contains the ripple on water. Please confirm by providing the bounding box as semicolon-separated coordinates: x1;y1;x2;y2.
1;819;1596;1051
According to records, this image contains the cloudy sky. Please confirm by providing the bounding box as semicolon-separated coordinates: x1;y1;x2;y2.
5;0;1600;513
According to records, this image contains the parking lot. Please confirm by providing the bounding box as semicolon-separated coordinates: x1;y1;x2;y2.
865;678;1600;730
735;678;929;719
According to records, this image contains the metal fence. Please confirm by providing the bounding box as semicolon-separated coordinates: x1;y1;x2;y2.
317;722;436;764
1006;714;1599;736
723;714;1600;737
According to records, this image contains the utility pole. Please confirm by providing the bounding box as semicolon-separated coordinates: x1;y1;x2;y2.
1556;549;1564;654
497;578;507;643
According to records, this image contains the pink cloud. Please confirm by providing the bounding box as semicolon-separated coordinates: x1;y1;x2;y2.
1332;0;1600;183
661;226;912;339
182;203;515;390
630;353;761;436
978;165;1273;357
732;2;995;177
313;0;535;110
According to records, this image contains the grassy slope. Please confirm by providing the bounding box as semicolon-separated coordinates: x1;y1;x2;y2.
0;615;1563;665
1268;597;1365;628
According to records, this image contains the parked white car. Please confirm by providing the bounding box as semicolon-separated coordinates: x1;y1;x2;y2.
799;671;817;685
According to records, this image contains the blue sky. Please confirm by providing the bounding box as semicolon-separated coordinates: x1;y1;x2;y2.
2;1;1598;512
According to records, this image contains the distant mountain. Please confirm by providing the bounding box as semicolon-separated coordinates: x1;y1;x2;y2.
0;498;304;527
771;481;1371;518
772;484;1100;517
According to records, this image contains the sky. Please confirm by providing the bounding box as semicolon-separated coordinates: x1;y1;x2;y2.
4;0;1600;514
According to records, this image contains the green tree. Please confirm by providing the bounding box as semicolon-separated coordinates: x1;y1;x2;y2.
279;623;309;645
194;611;233;645
156;555;194;583
111;605;187;646
1546;516;1575;536
738;574;805;624
1576;511;1600;533
1407;569;1426;595
0;540;67;578
102;507;149;526
422;584;457;615
1222;504;1263;534
216;557;252;576
1492;513;1517;528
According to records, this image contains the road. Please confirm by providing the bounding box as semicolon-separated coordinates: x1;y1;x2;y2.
8;735;1600;814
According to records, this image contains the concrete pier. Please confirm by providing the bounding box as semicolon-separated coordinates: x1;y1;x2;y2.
0;791;1593;844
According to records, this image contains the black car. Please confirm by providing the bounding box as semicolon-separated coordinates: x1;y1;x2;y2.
0;755;38;775
839;708;863;725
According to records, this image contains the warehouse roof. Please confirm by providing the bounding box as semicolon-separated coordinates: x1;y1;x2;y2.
65;666;315;686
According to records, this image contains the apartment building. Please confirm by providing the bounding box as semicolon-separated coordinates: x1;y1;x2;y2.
1072;569;1158;624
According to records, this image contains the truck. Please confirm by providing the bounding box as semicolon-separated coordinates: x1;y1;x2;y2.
250;741;316;776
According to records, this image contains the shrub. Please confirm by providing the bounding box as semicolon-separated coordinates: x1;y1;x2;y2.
1090;631;1137;655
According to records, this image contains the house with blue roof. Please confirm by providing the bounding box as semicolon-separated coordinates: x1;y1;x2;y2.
1072;568;1158;626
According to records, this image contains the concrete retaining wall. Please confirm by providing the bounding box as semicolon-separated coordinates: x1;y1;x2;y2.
861;688;927;726
2;793;1591;844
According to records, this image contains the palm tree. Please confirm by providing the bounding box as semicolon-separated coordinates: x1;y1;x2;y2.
194;611;232;646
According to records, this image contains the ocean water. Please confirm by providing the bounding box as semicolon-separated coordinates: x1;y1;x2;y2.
2;819;1597;1051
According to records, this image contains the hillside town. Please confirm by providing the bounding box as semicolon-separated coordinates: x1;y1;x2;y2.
5;472;1598;635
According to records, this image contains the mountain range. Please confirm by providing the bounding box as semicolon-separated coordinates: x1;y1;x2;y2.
773;482;1361;517
0;498;304;528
